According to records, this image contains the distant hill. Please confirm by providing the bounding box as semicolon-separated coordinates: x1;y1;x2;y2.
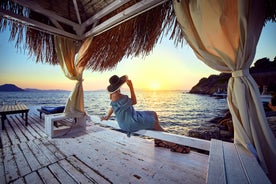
0;84;69;92
25;88;69;92
0;84;24;92
24;88;41;92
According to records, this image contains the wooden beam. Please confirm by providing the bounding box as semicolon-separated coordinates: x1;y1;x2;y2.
73;0;82;24
0;9;81;40
81;0;132;28
83;0;169;38
11;0;80;29
49;18;64;30
5;0;169;40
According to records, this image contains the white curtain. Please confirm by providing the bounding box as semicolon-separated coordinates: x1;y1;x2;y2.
54;36;93;118
173;0;276;182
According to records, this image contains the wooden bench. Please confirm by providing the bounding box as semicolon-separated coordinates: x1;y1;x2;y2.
89;115;210;151
45;113;86;138
0;104;29;130
207;139;271;184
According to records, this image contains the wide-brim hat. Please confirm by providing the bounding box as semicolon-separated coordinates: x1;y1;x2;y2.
107;75;128;93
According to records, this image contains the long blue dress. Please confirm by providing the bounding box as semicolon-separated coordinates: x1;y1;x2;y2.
110;95;155;133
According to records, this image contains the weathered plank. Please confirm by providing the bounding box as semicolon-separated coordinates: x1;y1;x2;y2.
58;158;97;183
13;115;34;141
9;116;28;143
48;162;77;184
3;118;20;145
11;144;32;176
38;167;60;184
2;115;41;141
30;114;46;129
223;141;248;184
207;139;272;184
12;177;24;184
40;138;66;160
17;115;41;139
27;140;51;167
50;137;134;183
32;138;60;163
24;171;44;184
235;144;271;184
207;139;226;184
66;156;111;184
0;148;6;184
2;145;20;183
0;126;12;147
19;142;42;171
28;116;47;138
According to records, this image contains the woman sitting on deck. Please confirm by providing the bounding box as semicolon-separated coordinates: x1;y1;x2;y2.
101;75;190;154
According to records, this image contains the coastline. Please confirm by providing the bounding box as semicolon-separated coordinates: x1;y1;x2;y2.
2;91;275;143
6;105;276;145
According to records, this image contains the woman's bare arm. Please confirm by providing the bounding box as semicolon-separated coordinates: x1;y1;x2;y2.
126;79;137;105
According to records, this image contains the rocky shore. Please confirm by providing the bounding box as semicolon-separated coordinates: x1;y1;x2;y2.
187;110;276;142
187;110;233;142
186;57;276;142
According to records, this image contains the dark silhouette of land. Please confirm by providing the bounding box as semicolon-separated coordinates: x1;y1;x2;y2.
190;57;276;95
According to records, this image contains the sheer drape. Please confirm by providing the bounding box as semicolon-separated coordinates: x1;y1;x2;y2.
54;36;93;118
173;0;276;181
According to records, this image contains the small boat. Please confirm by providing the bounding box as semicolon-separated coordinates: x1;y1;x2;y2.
212;89;227;98
260;94;272;103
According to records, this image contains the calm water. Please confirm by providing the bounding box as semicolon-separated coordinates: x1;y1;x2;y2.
0;90;228;135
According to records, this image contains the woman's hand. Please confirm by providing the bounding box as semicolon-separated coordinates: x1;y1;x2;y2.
101;108;113;121
126;79;133;88
101;116;109;121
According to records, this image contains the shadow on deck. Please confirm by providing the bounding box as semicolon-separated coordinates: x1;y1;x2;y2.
0;108;208;184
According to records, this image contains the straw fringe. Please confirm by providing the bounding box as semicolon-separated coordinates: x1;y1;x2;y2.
0;1;58;64
86;1;179;71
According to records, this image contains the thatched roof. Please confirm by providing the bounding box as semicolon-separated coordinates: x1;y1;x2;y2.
0;0;275;71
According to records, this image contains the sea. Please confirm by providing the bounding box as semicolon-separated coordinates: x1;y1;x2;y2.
0;90;228;135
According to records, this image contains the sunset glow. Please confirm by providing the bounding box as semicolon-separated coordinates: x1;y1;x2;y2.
148;81;161;91
0;21;275;91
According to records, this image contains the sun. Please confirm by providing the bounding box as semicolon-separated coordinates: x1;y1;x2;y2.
148;81;161;90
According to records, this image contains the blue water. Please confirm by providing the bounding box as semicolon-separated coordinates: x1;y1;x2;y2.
0;90;228;135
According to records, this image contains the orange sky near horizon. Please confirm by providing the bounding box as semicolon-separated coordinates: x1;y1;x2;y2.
0;30;219;91
0;21;275;91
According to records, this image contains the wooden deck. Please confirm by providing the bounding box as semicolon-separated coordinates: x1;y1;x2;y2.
0;108;208;184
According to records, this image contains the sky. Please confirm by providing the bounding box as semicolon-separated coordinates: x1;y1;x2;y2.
0;21;275;91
